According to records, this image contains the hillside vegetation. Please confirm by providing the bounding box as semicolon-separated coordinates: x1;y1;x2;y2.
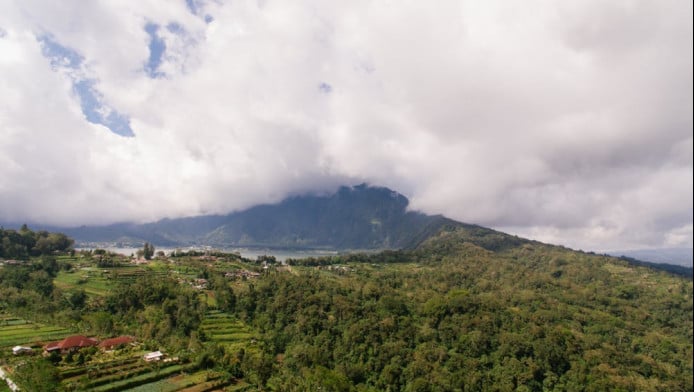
234;227;693;391
0;226;691;391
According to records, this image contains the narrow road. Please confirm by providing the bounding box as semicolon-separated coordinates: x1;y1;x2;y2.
0;366;20;391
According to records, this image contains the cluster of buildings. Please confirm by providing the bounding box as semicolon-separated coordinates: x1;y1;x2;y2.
11;335;165;362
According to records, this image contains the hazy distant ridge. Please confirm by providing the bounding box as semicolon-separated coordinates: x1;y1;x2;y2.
56;184;454;250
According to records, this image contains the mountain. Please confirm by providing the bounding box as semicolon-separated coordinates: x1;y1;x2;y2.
411;225;693;278
56;184;457;250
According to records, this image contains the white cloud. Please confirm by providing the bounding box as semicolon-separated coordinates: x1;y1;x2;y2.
0;0;691;251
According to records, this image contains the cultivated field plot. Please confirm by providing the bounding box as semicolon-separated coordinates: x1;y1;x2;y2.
200;311;257;352
59;354;194;392
54;266;169;296
0;315;72;350
123;370;251;392
56;346;254;392
54;269;114;296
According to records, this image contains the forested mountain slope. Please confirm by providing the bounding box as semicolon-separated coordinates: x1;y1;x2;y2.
236;226;693;390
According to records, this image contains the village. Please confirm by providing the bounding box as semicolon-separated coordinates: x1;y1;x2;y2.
0;247;265;391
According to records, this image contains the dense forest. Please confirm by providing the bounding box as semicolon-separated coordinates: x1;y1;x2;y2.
0;226;692;391
236;229;693;391
0;225;73;259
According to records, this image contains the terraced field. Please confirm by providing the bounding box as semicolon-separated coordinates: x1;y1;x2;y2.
58;355;194;392
124;370;251;392
0;315;72;350
200;311;257;353
54;266;169;296
90;363;189;392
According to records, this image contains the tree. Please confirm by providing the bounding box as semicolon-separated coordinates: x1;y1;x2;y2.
142;242;155;260
29;270;54;297
13;358;60;391
68;289;88;309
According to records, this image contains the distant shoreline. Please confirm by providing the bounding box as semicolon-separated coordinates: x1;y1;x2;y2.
75;246;340;262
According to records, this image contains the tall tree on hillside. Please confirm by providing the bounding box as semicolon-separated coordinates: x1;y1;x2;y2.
143;242;155;260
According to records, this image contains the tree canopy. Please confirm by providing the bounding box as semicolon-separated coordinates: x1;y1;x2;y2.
0;226;73;259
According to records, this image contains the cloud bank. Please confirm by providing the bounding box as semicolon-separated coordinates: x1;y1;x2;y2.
0;0;691;251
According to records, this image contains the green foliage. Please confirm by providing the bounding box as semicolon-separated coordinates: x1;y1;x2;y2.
101;274;207;345
1;225;691;391
0;257;60;298
229;229;693;391
12;358;60;391
0;226;73;259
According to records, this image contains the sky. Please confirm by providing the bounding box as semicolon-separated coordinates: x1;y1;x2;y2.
0;0;691;252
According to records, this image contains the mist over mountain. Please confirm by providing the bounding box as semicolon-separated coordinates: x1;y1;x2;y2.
47;184;458;250
5;183;691;278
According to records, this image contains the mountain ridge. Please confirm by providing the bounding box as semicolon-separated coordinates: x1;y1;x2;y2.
4;184;692;277
38;184;458;250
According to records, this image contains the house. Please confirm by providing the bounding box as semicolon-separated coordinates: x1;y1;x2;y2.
12;346;32;355
44;335;99;354
225;270;261;279
132;257;149;265
143;350;164;362
193;278;209;289
99;336;134;351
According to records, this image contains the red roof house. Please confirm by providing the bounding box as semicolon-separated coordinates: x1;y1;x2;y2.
44;341;61;352
99;336;134;350
44;335;99;353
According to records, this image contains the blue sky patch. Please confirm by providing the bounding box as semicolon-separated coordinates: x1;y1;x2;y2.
38;34;134;137
144;23;166;78
72;80;134;137
38;34;83;69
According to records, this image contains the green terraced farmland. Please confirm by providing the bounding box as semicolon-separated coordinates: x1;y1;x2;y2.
58;356;252;392
200;311;258;352
0;315;72;349
59;357;142;385
58;353;192;392
54;269;115;296
90;363;189;392
123;370;234;392
54;266;169;297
